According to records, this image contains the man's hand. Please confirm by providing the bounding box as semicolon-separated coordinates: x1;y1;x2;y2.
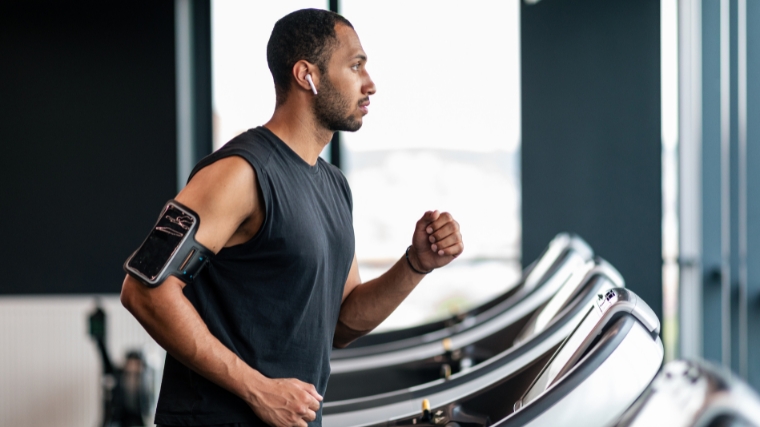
409;210;464;273
333;211;463;347
248;377;323;427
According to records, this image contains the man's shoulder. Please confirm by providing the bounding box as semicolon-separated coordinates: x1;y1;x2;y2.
219;127;276;159
192;127;275;180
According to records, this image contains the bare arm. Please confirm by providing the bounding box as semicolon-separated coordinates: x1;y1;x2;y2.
120;156;320;427
334;211;464;348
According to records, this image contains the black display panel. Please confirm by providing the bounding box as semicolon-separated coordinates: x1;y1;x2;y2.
127;205;196;282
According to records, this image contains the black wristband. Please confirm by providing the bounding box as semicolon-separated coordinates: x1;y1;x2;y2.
406;245;433;275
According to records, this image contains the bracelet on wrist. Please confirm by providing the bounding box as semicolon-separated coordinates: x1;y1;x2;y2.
405;245;433;275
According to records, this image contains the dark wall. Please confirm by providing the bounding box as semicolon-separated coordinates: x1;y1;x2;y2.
699;0;760;382
521;0;662;317
747;0;760;390
700;0;723;363
0;1;177;294
191;0;214;162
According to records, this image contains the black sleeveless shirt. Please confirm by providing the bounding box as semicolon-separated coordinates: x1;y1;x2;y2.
154;127;355;426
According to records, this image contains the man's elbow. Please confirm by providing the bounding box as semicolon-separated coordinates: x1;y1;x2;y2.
333;319;372;349
333;337;351;349
333;336;355;349
121;275;183;320
120;275;142;314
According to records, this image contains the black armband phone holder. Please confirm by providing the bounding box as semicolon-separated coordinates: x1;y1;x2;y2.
124;200;214;287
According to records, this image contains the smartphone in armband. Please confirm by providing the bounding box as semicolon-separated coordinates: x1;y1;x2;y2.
124;200;214;287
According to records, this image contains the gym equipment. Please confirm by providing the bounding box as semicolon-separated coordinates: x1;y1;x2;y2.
502;288;661;427
326;287;661;427
323;258;628;425
327;234;594;400
327;254;615;401
88;303;157;427
613;359;760;427
332;233;593;356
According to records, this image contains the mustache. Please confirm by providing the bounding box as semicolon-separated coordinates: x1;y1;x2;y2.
358;97;370;106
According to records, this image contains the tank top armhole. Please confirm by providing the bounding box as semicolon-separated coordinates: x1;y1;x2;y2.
221;150;271;252
189;148;272;252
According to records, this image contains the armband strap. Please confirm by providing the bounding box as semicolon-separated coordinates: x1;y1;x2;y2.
124;200;214;287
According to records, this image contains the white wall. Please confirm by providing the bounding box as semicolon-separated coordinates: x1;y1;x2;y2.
0;296;163;427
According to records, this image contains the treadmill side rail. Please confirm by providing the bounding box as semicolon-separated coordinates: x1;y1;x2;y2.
329;251;590;375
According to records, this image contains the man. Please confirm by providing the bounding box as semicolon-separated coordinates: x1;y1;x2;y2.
121;9;463;427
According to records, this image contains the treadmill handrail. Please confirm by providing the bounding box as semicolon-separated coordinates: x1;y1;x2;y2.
331;234;592;358
329;251;590;374
522;233;592;294
323;263;621;419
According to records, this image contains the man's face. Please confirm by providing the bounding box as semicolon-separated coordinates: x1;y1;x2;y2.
312;24;376;132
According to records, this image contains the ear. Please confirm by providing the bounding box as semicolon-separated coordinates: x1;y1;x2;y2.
292;60;319;93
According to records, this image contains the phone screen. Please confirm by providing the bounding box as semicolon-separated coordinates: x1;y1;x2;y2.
127;204;195;281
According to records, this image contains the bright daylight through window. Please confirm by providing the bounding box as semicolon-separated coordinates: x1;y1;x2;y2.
212;1;522;331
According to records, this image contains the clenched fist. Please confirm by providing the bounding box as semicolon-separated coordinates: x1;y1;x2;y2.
408;210;463;273
248;377;322;427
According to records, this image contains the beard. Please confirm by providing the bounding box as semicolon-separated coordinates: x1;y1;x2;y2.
312;75;364;132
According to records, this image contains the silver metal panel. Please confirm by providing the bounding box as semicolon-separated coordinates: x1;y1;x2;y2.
522;234;593;294
517;287;660;408
613;359;760;427
515;259;624;345
521;322;663;427
175;0;194;191
694;382;760;427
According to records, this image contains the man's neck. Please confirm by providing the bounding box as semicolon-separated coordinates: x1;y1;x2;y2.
264;100;333;166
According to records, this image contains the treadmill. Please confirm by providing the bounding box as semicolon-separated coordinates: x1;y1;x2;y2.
323;258;626;426
328;234;594;399
332;233;593;355
612;359;760;427
336;288;662;427
326;256;619;401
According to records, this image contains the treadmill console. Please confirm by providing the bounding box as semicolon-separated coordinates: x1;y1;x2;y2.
514;288;660;411
514;258;624;345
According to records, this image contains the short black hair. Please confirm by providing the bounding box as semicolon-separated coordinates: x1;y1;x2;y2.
267;9;353;104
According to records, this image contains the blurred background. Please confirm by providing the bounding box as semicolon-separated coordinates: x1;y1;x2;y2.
1;0;758;425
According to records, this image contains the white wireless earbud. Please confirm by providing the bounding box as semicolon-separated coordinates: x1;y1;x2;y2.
305;74;318;95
